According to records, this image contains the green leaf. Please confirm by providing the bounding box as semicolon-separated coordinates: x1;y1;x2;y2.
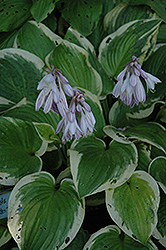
143;45;166;103
0;48;44;112
8;172;85;250
83;225;158;250
149;156;166;193
99;19;161;78
65;228;89;250
65;27;95;53
30;0;59;23
3;101;60;133
0;29;18;50
0;117;47;186
104;122;166;153
42;12;57;32
106;171;160;244
123;0;166;23
104;3;156;34
0;0;32;32
136;143;151;172
69;135;137;198
60;0;103;36
46;40;102;96
157;23;166;43
34;123;60;143
14;21;60;61
0;218;11;247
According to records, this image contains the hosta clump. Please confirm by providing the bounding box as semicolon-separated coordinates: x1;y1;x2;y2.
35;67;96;143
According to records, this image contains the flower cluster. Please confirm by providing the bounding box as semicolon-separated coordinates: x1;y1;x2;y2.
112;56;161;108
35;67;96;143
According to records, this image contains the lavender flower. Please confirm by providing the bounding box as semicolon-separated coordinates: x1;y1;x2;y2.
35;67;96;143
56;89;96;143
112;56;161;108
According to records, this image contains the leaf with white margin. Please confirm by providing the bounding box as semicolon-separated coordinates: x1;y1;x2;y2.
99;19;161;78
83;225;158;250
152;188;166;247
106;171;160;244
45;40;102;97
8;172;85;250
0;48;44;112
149;156;166;193
104;122;166;153
34;123;60;143
0;117;47;186
69;135;137;198
65;27;95;53
14;21;63;60
0;218;11;247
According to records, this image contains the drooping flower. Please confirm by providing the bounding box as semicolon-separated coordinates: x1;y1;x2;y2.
35;73;60;113
36;67;96;143
56;89;96;143
112;56;161;107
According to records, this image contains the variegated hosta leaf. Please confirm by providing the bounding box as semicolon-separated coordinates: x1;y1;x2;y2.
0;117;47;186
149;156;166;193
0;218;11;247
104;122;166;153
69;135;137;198
99;19;161;78
152;188;166;247
14;21;62;61
104;3;156;34
123;0;166;23
34;123;60;143
106;171;160;244
8;172;85;250
83;225;158;250
0;48;44;112
46;40;102;97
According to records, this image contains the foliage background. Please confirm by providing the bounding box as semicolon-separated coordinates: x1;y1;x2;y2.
0;0;166;249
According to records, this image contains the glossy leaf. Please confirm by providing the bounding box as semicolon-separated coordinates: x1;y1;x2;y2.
0;48;44;112
104;122;166;153
60;0;103;36
14;21;62;61
69;135;137;198
30;0;59;23
0;117;47;186
8;172;85;250
46;40;102;96
0;0;32;32
106;171;160;244
99;19;161;78
149;156;166;193
83;225;158;250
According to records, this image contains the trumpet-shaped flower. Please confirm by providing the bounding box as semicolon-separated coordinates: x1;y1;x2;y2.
112;56;161;107
35;73;60;113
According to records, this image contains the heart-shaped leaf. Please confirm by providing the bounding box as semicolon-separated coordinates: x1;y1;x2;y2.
8;172;85;250
99;19;161;78
104;122;166;153
149;156;166;193
83;225;158;250
34;123;60;143
0;48;44;112
106;171;160;244
69;135;137;198
0;117;47;185
46;40;102;96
